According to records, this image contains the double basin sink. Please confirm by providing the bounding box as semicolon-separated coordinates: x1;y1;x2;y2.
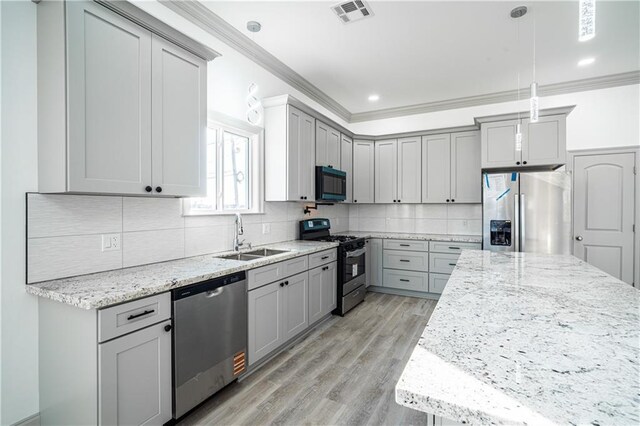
216;248;289;262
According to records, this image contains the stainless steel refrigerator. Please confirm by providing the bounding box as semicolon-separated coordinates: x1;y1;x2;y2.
482;169;572;254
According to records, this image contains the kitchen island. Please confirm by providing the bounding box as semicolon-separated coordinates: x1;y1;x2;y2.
396;250;639;425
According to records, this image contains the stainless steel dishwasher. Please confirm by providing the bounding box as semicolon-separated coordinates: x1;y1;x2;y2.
172;271;247;419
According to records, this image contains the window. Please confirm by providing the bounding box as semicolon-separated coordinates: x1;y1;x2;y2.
184;123;261;215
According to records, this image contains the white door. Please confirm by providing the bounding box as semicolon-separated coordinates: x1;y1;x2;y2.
573;153;636;285
375;139;398;203
353;140;375;203
66;1;152;194
248;281;282;364
450;131;481;203
281;272;309;341
321;262;337;314
308;266;324;325
316;121;340;168
480;120;521;169
340;135;353;202
422;134;451;203
301;112;316;200
522;115;566;167
151;34;207;197
99;320;172;426
397;137;422;203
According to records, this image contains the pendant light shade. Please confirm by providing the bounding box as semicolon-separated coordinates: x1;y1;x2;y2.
579;0;596;41
515;123;523;151
529;82;539;123
246;82;261;125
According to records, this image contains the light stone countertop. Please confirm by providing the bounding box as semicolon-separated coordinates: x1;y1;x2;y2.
26;240;338;310
395;250;640;425
335;231;482;243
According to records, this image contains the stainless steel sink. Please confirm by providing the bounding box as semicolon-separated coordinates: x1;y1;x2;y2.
244;248;289;257
216;248;289;261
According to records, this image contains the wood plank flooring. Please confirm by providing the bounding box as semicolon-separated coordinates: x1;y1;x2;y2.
179;292;437;426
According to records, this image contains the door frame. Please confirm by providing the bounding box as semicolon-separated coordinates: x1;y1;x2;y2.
568;146;639;287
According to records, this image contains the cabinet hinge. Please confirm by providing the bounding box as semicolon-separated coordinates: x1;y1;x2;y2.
634;166;637;175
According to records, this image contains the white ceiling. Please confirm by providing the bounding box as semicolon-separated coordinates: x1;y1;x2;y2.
203;1;640;114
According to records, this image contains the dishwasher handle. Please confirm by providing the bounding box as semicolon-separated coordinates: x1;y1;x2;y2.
205;287;224;298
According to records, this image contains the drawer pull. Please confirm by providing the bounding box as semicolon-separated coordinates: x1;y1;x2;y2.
127;309;155;321
399;244;410;247
322;266;329;271
399;279;410;282
448;263;457;266
448;246;460;250
400;259;410;262
321;256;329;260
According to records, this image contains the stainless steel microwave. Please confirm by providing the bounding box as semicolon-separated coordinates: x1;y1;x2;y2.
315;166;347;202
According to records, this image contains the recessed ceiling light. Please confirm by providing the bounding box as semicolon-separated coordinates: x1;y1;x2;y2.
368;94;380;102
247;21;261;33
578;57;595;66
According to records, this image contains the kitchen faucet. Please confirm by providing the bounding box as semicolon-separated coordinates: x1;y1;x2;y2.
233;213;251;252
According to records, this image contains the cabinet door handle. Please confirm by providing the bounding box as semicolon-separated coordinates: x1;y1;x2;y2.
322;266;329;271
399;244;410;247
321;256;329;260
446;199;450;202
451;199;455;202
399;279;410;282
164;324;172;332
448;263;457;266
155;186;163;193
448;246;460;250
399;259;410;262
145;186;152;193
280;282;285;287
127;309;155;320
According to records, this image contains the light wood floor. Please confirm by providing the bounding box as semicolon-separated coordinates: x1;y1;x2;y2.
179;292;437;426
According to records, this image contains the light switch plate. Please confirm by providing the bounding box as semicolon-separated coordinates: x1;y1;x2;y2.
102;233;121;252
262;223;271;234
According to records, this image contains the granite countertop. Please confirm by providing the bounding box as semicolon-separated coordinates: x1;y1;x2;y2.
26;240;338;310
395;250;640;425
336;231;482;243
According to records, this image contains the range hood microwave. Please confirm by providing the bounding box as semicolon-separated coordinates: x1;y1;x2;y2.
315;166;347;202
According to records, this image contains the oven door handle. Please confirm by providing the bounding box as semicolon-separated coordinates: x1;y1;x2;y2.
345;248;366;258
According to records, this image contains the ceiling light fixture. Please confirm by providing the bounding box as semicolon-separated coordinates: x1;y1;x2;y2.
529;7;539;123
511;6;527;150
578;57;595;66
578;0;596;41
368;94;380;102
247;21;262;33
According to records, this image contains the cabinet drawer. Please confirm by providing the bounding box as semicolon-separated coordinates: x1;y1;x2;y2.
98;293;171;343
429;253;460;274
308;249;337;269
429;241;481;254
382;269;428;292
383;250;429;272
383;239;429;252
248;256;308;291
429;273;450;294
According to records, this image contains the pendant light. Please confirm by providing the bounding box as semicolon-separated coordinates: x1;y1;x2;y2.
246;21;262;125
511;6;527;151
529;7;539;123
579;0;596;41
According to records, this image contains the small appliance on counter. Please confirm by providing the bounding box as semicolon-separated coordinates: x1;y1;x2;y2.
315;166;347;201
482;169;572;255
299;218;366;315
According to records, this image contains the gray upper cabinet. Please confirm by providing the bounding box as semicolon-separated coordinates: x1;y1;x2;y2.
522;115;566;167
374;139;398;203
481;115;566;169
99;320;172;426
353;140;375;203
450;131;481;203
264;104;315;201
151;35;207;197
316;121;341;168
340;135;353;202
422;134;451;203
37;0;208;197
397;137;422;203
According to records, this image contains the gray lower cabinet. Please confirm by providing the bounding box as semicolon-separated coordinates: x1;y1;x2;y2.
309;261;337;325
282;271;309;342
99;320;172;425
428;273;450;294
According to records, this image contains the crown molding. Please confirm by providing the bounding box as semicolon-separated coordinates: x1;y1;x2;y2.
159;0;352;122
350;71;640;123
474;105;576;125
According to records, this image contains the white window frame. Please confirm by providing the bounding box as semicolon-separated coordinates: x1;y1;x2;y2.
183;118;263;216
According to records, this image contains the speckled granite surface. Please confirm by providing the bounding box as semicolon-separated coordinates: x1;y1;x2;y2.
396;250;640;425
336;231;482;243
26;241;338;310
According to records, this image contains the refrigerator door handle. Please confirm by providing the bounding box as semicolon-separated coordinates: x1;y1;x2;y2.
520;194;526;253
514;191;520;252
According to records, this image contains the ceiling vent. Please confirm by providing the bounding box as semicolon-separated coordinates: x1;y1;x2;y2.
331;1;374;24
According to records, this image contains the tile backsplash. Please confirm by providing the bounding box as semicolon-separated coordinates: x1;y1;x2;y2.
26;194;348;283
348;203;482;235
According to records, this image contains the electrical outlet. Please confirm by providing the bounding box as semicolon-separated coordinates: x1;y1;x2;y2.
102;233;121;252
262;223;271;234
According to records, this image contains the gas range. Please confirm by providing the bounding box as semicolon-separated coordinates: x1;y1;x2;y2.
299;219;366;316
